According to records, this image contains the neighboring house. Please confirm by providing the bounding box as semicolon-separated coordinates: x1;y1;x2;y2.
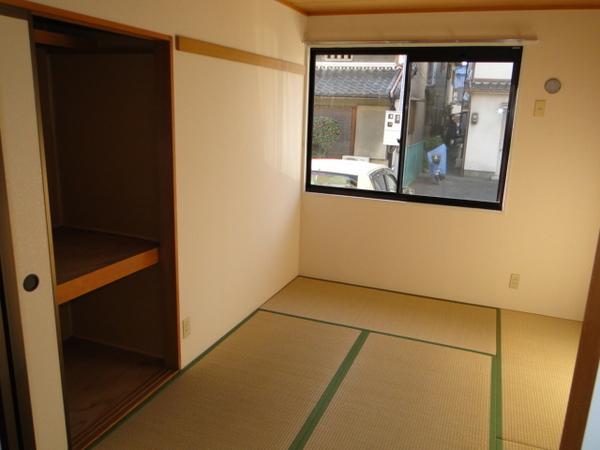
402;61;513;182
311;59;507;186
463;62;512;177
313;55;404;163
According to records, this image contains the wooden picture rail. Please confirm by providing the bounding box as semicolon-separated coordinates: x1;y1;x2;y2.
175;36;305;75
275;0;600;16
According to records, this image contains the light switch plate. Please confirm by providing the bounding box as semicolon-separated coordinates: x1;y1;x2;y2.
182;317;191;338
509;273;520;290
534;100;546;117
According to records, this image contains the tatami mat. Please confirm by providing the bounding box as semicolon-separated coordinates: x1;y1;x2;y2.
499;440;544;450
501;310;581;450
305;333;492;450
96;311;359;450
263;277;497;354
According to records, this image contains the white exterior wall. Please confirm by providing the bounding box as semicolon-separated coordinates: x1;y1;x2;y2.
474;62;514;79
354;106;387;160
464;93;509;173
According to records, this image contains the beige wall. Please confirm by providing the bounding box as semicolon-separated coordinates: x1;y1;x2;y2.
303;10;600;320
32;0;306;366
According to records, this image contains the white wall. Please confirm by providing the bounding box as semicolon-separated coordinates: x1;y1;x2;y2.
354;106;387;159
474;62;513;79
464;93;508;172
303;10;600;320
32;0;306;365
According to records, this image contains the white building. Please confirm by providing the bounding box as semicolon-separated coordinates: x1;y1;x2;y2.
463;62;513;177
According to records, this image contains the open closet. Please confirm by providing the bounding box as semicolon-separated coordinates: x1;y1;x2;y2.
32;16;179;449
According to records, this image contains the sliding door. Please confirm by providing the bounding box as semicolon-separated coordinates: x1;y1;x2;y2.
0;13;68;449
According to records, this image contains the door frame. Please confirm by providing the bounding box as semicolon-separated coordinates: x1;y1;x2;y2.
1;1;598;449
0;1;179;448
561;231;600;449
4;0;181;372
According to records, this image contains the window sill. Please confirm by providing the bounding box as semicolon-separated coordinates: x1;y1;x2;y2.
304;185;504;211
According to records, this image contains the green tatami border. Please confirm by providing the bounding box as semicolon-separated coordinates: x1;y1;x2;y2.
491;307;501;450
260;307;495;357
496;308;504;448
260;307;499;450
91;304;501;450
289;330;369;450
297;275;499;312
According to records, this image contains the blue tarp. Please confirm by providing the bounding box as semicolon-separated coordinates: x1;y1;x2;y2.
454;65;467;89
427;144;447;176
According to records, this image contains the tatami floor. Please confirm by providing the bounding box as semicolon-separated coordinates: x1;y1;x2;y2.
95;277;581;450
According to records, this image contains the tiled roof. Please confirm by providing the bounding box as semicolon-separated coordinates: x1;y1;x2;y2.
315;67;402;98
471;79;511;93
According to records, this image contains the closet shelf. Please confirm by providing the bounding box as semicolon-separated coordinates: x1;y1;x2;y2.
53;227;159;304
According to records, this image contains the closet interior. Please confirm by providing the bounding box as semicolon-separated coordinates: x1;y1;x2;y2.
33;17;179;449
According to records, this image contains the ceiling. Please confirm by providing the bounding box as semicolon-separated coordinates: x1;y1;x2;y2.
277;0;600;15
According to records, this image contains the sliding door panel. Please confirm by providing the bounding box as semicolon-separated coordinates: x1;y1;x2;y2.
0;13;68;450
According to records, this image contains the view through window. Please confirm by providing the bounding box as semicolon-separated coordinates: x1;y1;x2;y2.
307;47;522;209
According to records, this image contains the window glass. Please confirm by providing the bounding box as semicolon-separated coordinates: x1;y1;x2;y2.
309;53;406;192
370;170;387;191
384;173;397;192
311;171;358;189
306;47;521;210
401;61;514;203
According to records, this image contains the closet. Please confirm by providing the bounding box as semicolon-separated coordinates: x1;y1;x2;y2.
32;17;179;449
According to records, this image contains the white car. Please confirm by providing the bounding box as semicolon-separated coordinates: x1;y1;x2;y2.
310;159;397;192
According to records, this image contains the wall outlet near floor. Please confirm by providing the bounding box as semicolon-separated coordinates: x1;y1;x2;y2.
182;317;191;338
509;273;520;290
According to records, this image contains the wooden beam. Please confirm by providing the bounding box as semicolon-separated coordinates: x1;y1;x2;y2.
274;0;308;15
275;0;600;16
32;29;92;48
155;40;182;370
55;248;159;305
176;36;305;75
305;4;600;15
560;232;600;450
0;0;171;41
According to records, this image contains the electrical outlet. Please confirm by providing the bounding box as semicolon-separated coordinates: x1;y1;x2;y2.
509;273;520;290
182;317;191;338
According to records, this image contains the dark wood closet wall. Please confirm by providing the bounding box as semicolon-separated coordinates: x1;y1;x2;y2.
44;53;160;239
39;51;166;356
33;17;179;449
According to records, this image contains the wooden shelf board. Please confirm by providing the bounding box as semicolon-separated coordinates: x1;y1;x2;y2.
62;337;174;449
53;227;159;304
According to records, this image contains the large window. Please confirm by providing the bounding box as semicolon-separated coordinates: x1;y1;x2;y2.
306;46;522;210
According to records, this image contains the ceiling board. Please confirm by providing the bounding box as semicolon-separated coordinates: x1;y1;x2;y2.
276;0;600;15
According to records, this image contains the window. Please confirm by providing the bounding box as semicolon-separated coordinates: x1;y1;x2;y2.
306;46;522;210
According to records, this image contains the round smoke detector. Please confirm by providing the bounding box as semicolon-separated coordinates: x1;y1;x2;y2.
544;78;562;94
